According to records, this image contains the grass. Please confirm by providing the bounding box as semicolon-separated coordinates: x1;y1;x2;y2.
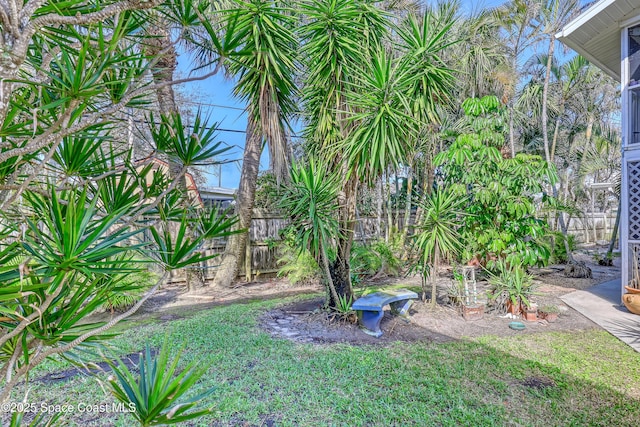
8;296;640;426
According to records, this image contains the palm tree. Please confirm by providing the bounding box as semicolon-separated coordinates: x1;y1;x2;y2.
451;8;509;101
212;0;298;288
537;0;580;163
414;189;465;306
395;6;459;242
525;53;595;162
299;2;458;307
494;0;541;157
298;0;390;305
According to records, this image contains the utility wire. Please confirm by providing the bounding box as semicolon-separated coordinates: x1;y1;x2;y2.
130;118;302;139
182;100;246;111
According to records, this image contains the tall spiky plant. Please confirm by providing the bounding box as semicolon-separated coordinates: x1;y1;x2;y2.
414;189;465;306
279;160;341;306
299;0;457;307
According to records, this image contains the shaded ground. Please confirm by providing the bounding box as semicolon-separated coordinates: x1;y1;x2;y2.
259;249;622;345
259;289;599;345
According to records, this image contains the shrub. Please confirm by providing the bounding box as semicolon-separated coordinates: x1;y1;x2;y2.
350;243;383;277
276;245;321;285
102;267;160;313
435;96;557;268
254;172;284;211
350;239;403;281
105;340;215;426
546;231;577;264
488;261;537;311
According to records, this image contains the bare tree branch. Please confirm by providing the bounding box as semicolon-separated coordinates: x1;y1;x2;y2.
19;0;50;24
28;0;160;33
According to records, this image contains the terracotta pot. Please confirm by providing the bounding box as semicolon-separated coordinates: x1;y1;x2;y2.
463;304;485;321
624;286;640;295
506;300;521;315
540;312;558;322
523;309;537;322
623;293;640;315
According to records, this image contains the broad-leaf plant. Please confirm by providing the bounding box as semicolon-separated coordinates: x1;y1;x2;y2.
434;96;558;268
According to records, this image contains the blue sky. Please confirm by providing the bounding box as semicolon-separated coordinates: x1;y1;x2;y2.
176;0;527;189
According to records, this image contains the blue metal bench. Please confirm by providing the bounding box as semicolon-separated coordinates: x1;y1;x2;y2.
351;289;418;337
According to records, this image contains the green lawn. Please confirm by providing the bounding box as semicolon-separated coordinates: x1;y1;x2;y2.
12;296;640;426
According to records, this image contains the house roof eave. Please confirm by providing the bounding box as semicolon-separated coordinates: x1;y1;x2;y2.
556;0;640;82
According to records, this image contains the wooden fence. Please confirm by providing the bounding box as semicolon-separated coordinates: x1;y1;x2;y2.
194;211;407;281
182;210;620;282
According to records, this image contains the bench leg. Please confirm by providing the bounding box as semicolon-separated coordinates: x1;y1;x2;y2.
390;299;413;321
356;310;384;337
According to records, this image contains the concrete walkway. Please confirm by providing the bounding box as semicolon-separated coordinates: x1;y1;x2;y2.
561;279;640;353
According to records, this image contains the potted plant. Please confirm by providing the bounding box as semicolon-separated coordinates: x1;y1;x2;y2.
488;261;537;316
538;305;560;322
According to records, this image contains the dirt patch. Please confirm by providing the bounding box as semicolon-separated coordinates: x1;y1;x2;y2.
520;376;557;391
33;351;155;385
260;298;451;345
259;249;619;345
260;290;598;345
137;279;322;315
529;249;621;291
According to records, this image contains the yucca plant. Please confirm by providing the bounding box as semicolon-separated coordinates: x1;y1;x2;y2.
7;411;61;427
0;0;239;410
149;208;238;271
413;189;466;306
105;340;215;426
210;0;299;289
150;111;230;168
330;294;356;323
488;260;538;312
279;159;341;306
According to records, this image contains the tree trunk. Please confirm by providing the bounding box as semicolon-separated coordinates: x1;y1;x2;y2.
431;242;439;307
146;21;204;291
606;198;621;261
401;166;413;243
507;33;523;159
508;103;516;159
376;178;384;238
0;73;15;126
550;114;561;162
261;84;290;184
554;170;575;263
541;36;555;164
386;175;393;242
212;115;262;287
394;170;401;230
414;149;435;227
320;240;340;307
328;176;357;307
